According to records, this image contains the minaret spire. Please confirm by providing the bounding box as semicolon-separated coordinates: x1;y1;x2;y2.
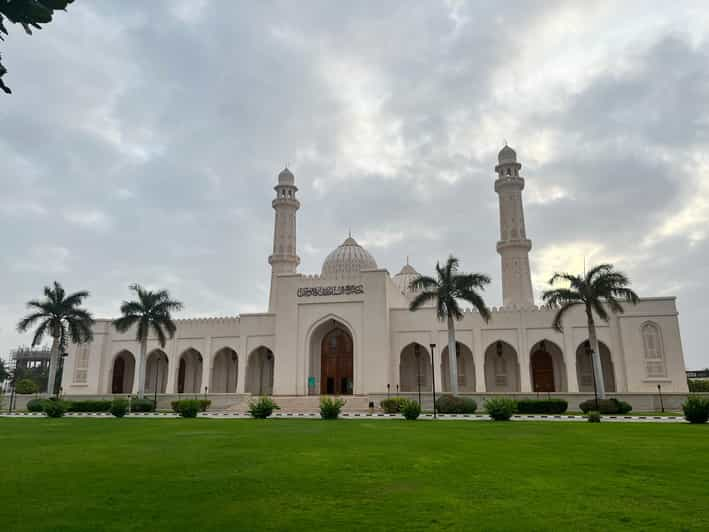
268;167;300;311
494;145;534;308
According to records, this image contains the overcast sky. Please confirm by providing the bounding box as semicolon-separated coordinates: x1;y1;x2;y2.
1;1;708;369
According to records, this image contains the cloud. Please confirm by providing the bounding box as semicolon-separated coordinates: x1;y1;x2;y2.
1;1;708;371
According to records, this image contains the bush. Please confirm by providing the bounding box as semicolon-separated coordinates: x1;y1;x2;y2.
43;400;67;418
400;399;421;420
27;398;48;412
682;396;709;424
320;397;346;419
688;379;709;392
380;397;407;414
587;411;602;423
110;399;129;418
516;399;568;415
15;378;39;395
435;394;477;414
171;399;202;418
129;398;155;413
248;397;280;419
579;398;632;415
485;398;516;421
199;399;211;412
66;400;113;412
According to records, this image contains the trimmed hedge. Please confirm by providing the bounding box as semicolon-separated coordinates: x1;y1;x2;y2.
516;399;568;415
579;398;632;415
171;399;211;413
587;410;602;423
111;399;129;418
435;394;477;414
380;397;407;414
174;400;201;418
485;398;516;421
682;396;709;424
67;400;112;412
44;400;67;418
130;398;155;412
15;378;39;395
27;398;48;412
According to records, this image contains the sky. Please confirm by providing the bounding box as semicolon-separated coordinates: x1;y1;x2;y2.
1;1;708;370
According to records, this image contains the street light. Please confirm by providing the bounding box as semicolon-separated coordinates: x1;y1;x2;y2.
430;343;437;419
657;384;664;413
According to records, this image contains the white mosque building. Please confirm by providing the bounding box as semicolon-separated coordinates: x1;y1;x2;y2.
59;146;689;409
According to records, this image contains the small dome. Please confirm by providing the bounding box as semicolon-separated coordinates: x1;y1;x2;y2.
278;167;295;185
321;236;378;278
393;261;420;295
498;145;517;164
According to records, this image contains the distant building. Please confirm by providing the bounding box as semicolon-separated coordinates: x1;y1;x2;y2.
687;369;709;380
12;346;51;392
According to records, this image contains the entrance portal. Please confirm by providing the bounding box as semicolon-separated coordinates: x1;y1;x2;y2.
320;328;353;395
531;349;555;392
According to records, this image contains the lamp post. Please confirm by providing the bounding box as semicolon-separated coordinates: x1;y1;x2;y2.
430;343;437;419
386;383;390;400
657;384;664;413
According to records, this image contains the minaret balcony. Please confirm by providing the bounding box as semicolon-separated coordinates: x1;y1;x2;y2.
494;176;525;193
496;239;532;253
272;198;300;209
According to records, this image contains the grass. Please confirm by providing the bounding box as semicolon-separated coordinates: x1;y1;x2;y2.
1;419;707;531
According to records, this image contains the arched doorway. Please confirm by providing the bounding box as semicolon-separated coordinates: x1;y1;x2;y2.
320;328;353;395
530;340;566;393
145;350;168;394
111;351;135;394
399;343;431;393
246;347;274;395
484;341;520;392
212;347;238;393
441;342;475;392
576;341;616;392
177;348;203;394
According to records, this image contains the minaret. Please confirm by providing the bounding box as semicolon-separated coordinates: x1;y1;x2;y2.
268;167;300;311
494;145;534;307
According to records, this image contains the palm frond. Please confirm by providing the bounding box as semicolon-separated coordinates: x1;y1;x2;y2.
151;322;167;348
410;275;438;291
17;311;49;332
453;273;491;291
459;289;491;322
591;299;610;322
113;314;139;333
542;288;584;308
409;290;436;311
551;301;578;332
30;318;50;346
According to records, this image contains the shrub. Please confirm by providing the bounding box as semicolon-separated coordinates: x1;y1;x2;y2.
579;398;632;415
175;400;201;418
27;398;48;412
400;399;421;420
15;378;39;395
320;397;346;419
129;398;155;413
248;397;280;419
682;396;709;424
516;399;568;415
435;394;477;414
66;400;112;412
688;379;709;392
485;398;516;421
110;399;129;418
43;400;66;418
199;399;211;412
380;397;407;414
587;411;602;423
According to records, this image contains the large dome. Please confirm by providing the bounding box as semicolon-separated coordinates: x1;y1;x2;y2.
321;236;378;278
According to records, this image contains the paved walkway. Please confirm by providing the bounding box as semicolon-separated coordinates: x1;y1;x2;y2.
0;412;688;422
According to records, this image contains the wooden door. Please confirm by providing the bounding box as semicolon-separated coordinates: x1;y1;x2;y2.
532;351;555;392
112;357;125;394
321;328;353;395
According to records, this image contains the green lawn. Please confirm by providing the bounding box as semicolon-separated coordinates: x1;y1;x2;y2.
1;419;707;531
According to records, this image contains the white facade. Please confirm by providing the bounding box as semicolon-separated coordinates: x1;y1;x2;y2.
61;147;689;400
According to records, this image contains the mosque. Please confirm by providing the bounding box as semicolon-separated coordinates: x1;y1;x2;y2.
60;146;689;407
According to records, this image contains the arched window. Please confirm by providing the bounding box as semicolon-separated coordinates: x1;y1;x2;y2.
642;323;666;378
495;356;507;386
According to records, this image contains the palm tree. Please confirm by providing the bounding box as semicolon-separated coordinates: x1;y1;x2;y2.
17;282;94;396
542;263;639;399
409;256;491;395
113;284;183;399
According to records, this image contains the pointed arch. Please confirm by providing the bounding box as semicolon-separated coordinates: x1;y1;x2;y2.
399;343;432;393
305;314;356;396
441;342;475;392
145;349;168;394
110;350;135;394
530;339;567;392
246;346;274;395
211;347;238;393
576;340;616;392
177;348;203;394
484;341;520;392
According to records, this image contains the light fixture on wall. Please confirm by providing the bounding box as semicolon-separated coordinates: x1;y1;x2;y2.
496;341;503;357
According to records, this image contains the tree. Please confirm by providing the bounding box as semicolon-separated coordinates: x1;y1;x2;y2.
0;357;8;383
113;285;183;399
542;263;639;399
409;256;491;395
17;281;94;396
0;0;75;94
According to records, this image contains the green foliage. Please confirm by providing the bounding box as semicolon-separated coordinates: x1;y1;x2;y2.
15;378;39;394
688;379;709;392
43;400;66;418
485;398;516;421
173;400;200;418
400;399;421;420
248;396;280;419
587;411;602;423
130;398;155;412
682;396;709;424
66;400;112;412
579;398;632;415
199;399;211;412
380;397;407;414
26;398;48;412
435;394;477;414
319;397;346;419
516;399;568;414
0;357;9;382
110;399;129;418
